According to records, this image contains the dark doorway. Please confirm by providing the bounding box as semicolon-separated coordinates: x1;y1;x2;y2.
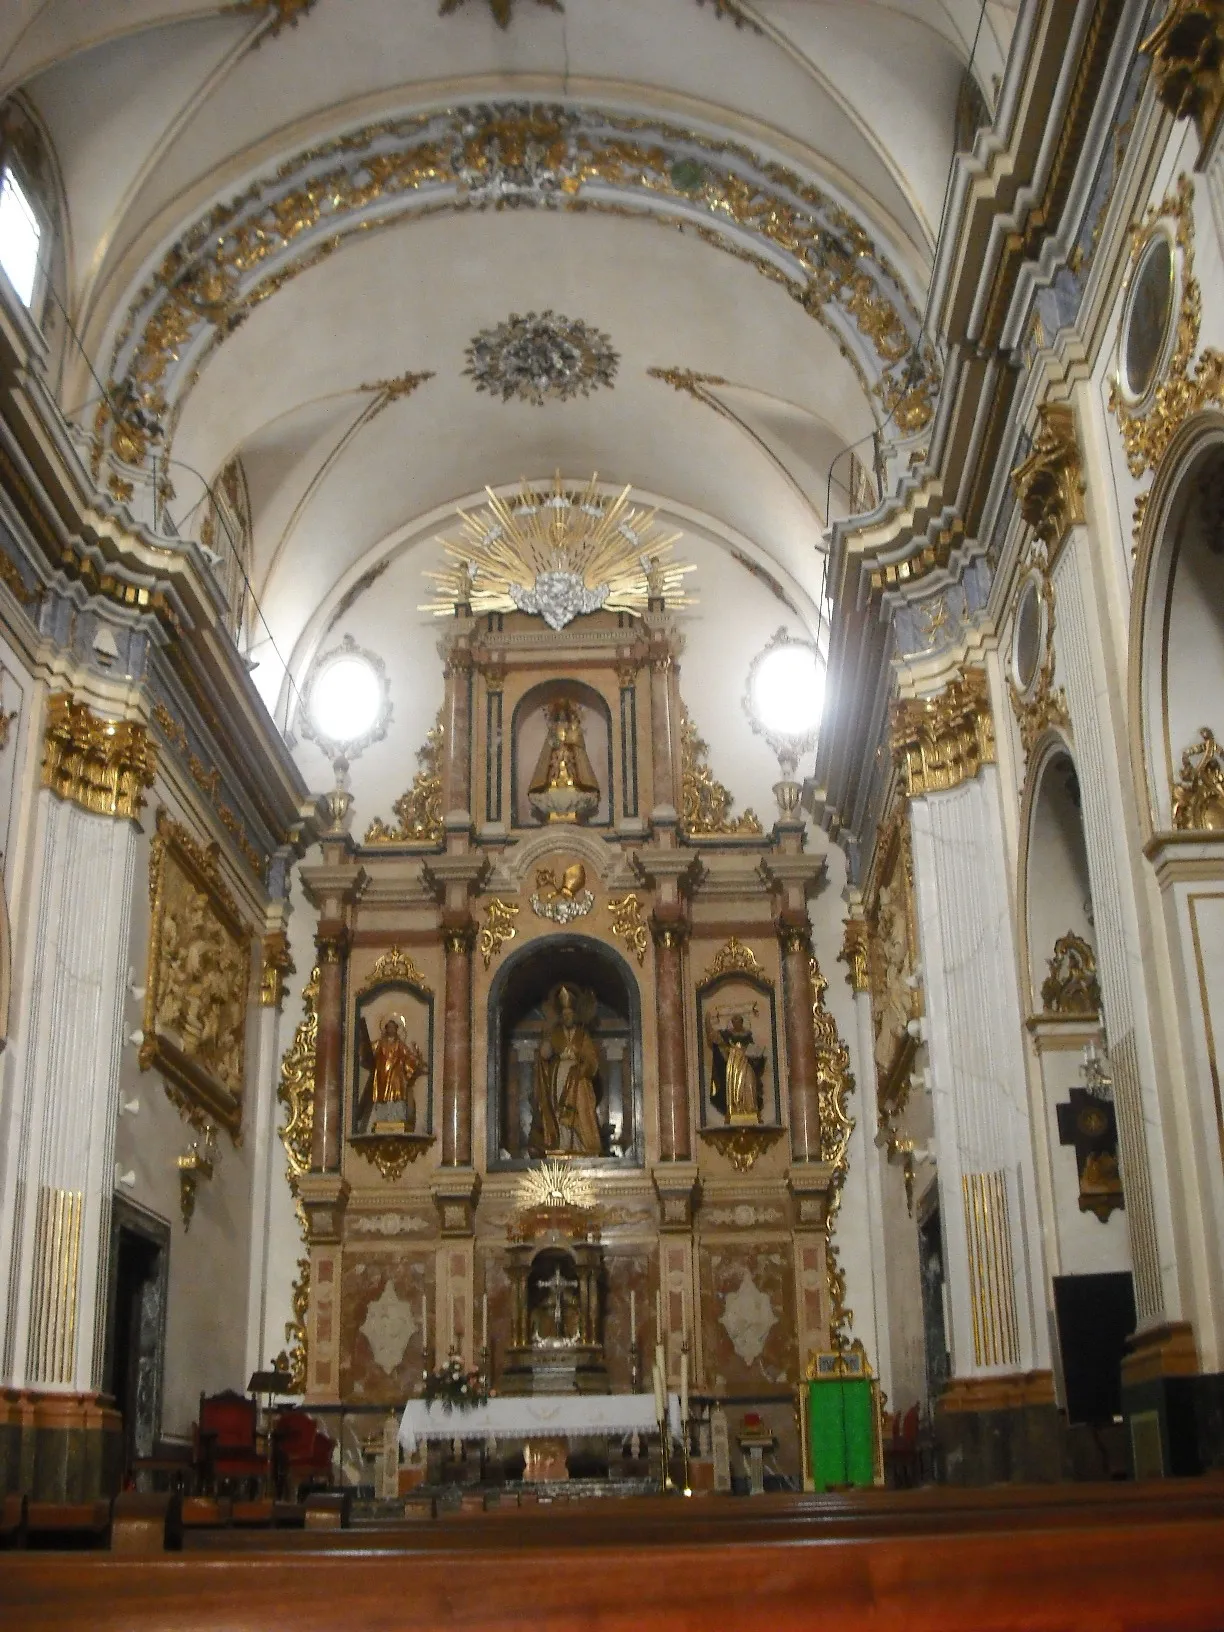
918;1196;951;1407
104;1198;170;1475
1053;1271;1136;1424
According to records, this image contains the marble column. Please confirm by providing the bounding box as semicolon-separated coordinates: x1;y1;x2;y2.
780;924;821;1161
443;646;474;822
648;652;677;819
442;922;476;1167
310;922;348;1173
652;918;690;1161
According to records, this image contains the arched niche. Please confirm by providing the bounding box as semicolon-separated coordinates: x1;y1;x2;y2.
1021;740;1097;1014
1131;413;1224;832
510;679;614;829
486;932;643;1170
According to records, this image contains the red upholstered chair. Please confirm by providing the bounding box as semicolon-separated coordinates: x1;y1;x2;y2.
195;1391;267;1497
272;1410;334;1500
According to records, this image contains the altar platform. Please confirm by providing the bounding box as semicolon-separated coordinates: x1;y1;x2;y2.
2;1481;1223;1630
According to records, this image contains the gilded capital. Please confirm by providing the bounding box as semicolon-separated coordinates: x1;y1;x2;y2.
890;668;996;798
1142;1;1224;148
260;930;295;1008
443;922;478;956
839;919;871;993
1011;403;1086;554
41;693;156;821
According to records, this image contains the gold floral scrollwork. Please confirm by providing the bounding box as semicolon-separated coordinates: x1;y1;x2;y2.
260;930;295;1009
812;958;857;1348
1110;178;1224;479
359;946;433;995
41;693;156;821
277;967;318;1183
364;717;445;844
701;934;772;985
352;1134;436;1182
479;898;520;969
698;1125;786;1173
1011;402;1086;555
1141;1;1224;147
679;709;763;836
141;809;252;1138
232;0;317;35
607;893;648;966
1172;726;1224;830
838;919;870;994
273;1257;310;1394
890;668;996;797
1041;933;1101;1017
1008;552;1071;760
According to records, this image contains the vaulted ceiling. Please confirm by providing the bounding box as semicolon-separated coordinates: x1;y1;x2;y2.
2;0;1017;716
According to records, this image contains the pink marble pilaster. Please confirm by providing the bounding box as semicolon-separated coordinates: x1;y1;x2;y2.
311;923;350;1171
780;921;821;1161
441;920;476;1166
652;916;691;1160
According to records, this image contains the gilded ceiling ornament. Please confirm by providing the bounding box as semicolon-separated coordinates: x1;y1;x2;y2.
1171;726;1224;829
479;897;521;967
278;967;319;1182
838;919;870;995
648;366;730;400
465;312;617;406
1007;549;1071;761
359;946;433;996
364;715;444;845
890;668;996;798
99;106;935;474
531;863;595;924
680;709;763;837
1110;178;1224;479
440;0;562;25
1141;1;1224;147
231;0;316;35
142;809;252;1138
41;694;156;822
1011;402;1086;555
701;934;771;985
694;0;763;33
420;473;694;627
359;369;434;422
1041;932;1102;1017
607;893;648;966
515;1158;596;1213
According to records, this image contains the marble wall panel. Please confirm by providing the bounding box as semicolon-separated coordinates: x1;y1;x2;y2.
698;1241;796;1392
340;1251;433;1404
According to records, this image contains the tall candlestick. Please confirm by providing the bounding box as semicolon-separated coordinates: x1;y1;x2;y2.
652;1355;665;1423
481;1291;488;1351
630;1290;636;1348
680;1343;689;1426
421;1292;428;1366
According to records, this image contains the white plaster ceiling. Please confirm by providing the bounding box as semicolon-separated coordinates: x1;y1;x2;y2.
3;0;1010;721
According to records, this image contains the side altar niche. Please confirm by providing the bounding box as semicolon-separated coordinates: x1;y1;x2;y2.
289;480;849;1485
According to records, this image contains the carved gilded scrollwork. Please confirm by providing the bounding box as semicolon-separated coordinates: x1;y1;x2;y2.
351;1133;436;1181
680;710;763;837
810;958;857;1348
1142;1;1224;148
698;1126;785;1172
700;934;772;985
260;929;295;1009
41;694;156;821
890;668;996;797
478;898;520;968
363;716;444;844
1041;933;1102;1017
838;919;870;994
277;967;318;1182
1011;402;1086;554
141;810;252;1138
607;893;648;966
273;1257;310;1394
1171;725;1224;829
358;946;432;996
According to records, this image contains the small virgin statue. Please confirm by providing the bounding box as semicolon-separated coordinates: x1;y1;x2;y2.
528;699;600;823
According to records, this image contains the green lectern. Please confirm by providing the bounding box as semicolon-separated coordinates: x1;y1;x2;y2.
799;1347;883;1491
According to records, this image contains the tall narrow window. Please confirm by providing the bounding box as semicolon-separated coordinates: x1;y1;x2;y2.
0;166;41;308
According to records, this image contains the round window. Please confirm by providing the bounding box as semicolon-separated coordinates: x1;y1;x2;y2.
1121;233;1175;405
1013;577;1043;694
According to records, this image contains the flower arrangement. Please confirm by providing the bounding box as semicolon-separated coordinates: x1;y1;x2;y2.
422;1354;488;1413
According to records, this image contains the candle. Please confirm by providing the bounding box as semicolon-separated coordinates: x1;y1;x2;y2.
481;1292;488;1351
680;1345;689;1425
630;1290;636;1349
421;1292;428;1362
652;1356;666;1423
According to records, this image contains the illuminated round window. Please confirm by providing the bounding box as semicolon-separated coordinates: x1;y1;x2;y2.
1012;577;1044;695
300;635;391;761
1120;231;1175;406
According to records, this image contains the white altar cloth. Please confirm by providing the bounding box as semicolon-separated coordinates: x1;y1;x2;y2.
399;1392;680;1455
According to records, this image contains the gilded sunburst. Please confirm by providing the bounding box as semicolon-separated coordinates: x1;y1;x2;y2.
439;0;563;26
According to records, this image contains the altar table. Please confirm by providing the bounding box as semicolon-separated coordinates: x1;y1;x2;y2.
398;1392;680;1456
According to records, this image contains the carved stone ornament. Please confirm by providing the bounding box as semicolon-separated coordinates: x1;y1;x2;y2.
358;946;433;996
41;693;156;822
1171;725;1224;830
701;935;773;986
531;863;595;923
141;810;252;1138
607;892;648;966
890;668;996;798
1141;1;1224;147
277;967;318;1183
351;1133;436;1182
699;1125;786;1173
364;715;444;845
464;310;617;405
680;709;763;837
1110;178;1224;480
1011;403;1086;553
479;897;521;967
1041;932;1102;1017
1007;551;1071;760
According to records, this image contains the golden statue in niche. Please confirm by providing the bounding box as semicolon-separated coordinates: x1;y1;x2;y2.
705;1008;766;1125
358;1014;426;1132
528;699;600;823
529;984;603;1157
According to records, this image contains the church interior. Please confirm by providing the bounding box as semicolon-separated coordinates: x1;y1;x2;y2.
1;0;1224;1625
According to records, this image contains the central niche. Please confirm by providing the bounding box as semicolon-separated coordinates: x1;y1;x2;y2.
487;934;643;1169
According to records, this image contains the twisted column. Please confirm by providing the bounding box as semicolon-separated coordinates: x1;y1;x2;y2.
779;922;821;1161
311;923;350;1171
442;921;476;1165
652;918;690;1160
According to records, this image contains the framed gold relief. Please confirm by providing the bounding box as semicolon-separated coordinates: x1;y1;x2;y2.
140;809;253;1137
